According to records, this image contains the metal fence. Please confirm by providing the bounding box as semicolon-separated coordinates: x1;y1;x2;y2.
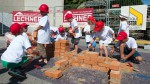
0;1;150;40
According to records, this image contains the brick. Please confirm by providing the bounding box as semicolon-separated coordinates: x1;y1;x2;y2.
71;58;78;63
55;49;60;52
54;51;60;57
84;60;91;65
99;67;109;72
72;63;80;67
55;59;68;67
109;78;121;84
44;70;63;79
89;60;98;65
77;54;85;60
61;43;70;47
60;53;65;56
110;61;120;71
60;49;66;53
98;62;110;68
60;40;69;44
77;59;84;64
92;65;100;71
88;52;99;58
81;64;92;69
97;57;105;63
110;70;122;79
120;63;133;72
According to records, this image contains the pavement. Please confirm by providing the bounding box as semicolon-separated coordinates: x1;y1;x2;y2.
0;36;150;84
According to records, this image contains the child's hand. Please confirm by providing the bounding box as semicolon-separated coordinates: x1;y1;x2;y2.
110;49;114;56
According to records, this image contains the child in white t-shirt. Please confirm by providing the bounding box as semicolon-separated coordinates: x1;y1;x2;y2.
65;13;82;53
110;31;142;64
1;23;38;78
55;27;68;41
84;16;95;48
34;4;50;64
50;26;59;43
94;21;115;57
118;14;129;36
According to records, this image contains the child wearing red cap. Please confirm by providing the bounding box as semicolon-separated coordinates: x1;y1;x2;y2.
1;23;38;78
65;13;82;53
110;31;142;63
34;4;50;64
55;27;68;41
94;21;115;57
84;16;96;51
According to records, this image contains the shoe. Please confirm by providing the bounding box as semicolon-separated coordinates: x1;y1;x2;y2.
8;69;26;79
120;59;126;63
131;59;140;64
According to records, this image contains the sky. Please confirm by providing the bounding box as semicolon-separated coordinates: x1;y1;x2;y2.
142;0;150;5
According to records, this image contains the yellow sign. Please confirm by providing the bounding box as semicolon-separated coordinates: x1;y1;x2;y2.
129;7;143;26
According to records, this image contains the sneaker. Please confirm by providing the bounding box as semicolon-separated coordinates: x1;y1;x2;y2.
131;59;140;64
120;59;126;63
8;69;26;79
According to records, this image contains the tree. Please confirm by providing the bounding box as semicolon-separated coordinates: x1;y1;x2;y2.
110;0;143;8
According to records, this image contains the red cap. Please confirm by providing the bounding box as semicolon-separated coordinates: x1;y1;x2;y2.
21;23;29;28
94;21;104;32
39;4;49;13
58;27;65;33
10;23;22;35
88;16;96;23
116;31;127;41
65;13;73;20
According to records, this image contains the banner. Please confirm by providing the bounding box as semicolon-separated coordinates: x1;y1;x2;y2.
12;11;41;24
63;8;93;27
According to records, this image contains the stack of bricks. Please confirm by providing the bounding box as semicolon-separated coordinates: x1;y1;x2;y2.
44;50;134;82
54;40;70;58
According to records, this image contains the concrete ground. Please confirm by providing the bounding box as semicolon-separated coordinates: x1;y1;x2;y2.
0;36;150;84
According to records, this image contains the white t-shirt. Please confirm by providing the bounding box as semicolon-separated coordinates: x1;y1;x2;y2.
37;15;50;44
95;26;114;45
70;19;82;38
55;33;67;41
84;24;91;42
1;35;31;63
22;32;29;40
115;37;137;50
118;21;129;36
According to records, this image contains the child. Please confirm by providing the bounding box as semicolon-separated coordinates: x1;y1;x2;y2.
110;31;142;63
55;27;68;41
1;23;38;78
88;30;97;52
94;21;115;57
118;13;130;36
65;13;82;53
34;4;50;64
84;16;95;48
21;23;29;40
50;26;59;43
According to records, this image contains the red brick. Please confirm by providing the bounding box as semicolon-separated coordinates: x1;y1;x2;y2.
77;55;85;60
110;61;120;71
92;65;100;71
55;59;68;66
81;64;91;69
98;62;110;68
72;63;80;67
84;59;91;65
60;40;69;44
44;70;62;79
120;63;133;72
60;53;65;56
97;57;105;63
110;70;121;79
99;67;109;72
54;51;60;57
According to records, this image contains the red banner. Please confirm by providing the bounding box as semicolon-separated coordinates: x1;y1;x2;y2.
63;8;93;22
12;11;41;23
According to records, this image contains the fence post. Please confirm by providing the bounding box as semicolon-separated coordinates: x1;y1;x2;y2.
2;2;4;35
53;7;56;26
